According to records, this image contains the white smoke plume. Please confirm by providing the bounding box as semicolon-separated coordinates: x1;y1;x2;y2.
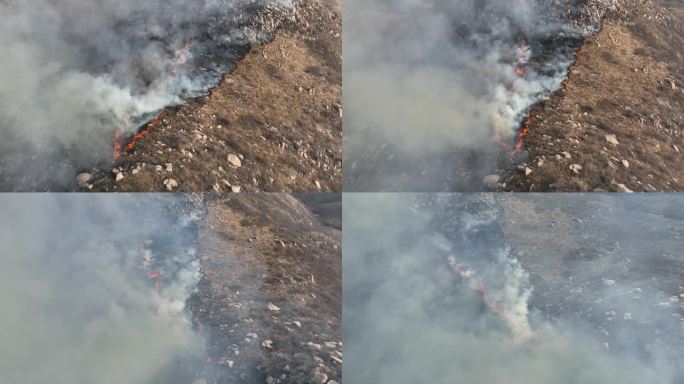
343;0;608;191
0;194;204;384
343;193;678;383
0;0;291;191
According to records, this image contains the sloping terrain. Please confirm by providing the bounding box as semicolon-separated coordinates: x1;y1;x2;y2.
503;0;683;192
192;194;341;384
87;0;341;192
499;194;684;377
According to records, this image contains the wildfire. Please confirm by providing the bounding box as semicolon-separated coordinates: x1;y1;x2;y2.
169;42;191;75
448;256;503;317
510;110;536;159
111;111;166;161
561;50;580;91
139;244;163;292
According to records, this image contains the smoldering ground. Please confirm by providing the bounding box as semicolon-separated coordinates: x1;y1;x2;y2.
343;193;681;383
0;194;206;384
342;0;611;191
0;0;290;191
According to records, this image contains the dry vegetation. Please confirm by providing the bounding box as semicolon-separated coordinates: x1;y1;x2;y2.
88;0;341;192
504;0;683;192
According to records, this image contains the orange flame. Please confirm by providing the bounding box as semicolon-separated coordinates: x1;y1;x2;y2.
113;130;123;160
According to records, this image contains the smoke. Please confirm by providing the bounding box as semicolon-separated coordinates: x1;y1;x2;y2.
0;194;204;384
0;0;291;191
343;193;678;383
343;0;608;191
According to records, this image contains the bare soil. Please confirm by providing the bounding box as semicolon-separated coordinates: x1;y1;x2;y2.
192;193;341;384
504;0;684;192
88;0;341;192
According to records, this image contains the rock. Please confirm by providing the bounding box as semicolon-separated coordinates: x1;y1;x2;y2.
315;180;321;190
115;172;124;182
569;164;582;174
266;376;275;384
231;185;241;193
614;183;633;193
165;163;173;172
227;153;242;168
163;178;178;191
524;167;533;176
267;302;280;312
226;360;234;368
261;339;274;349
77;172;92;188
605;134;619;145
621;159;629;168
482;175;500;190
324;341;337;349
312;371;328;384
307;342;322;350
561;151;571;159
293;321;302;327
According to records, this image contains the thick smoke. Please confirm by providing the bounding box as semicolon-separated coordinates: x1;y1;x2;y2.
343;193;678;383
0;194;204;384
343;0;609;191
0;0;290;191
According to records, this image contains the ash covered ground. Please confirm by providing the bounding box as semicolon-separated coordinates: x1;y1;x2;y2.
191;193;342;383
343;0;682;192
344;193;683;383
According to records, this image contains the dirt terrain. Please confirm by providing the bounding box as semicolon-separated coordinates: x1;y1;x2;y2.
498;194;684;374
504;0;684;192
191;194;341;384
86;0;341;192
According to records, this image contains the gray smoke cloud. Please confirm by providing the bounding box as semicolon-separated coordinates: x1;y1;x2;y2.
343;0;611;191
0;194;204;384
0;0;291;191
343;193;680;383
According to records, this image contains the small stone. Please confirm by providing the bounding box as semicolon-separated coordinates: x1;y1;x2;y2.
163;178;178;191
561;151;571;159
569;164;582;174
227;360;234;368
621;160;629;168
267;302;280;312
261;340;273;349
115;172;124;182
165;163;173;172
266;376;275;384
293;321;302;327
231;185;241;193
614;183;633;193
482;175;500;190
524;167;533;176
77;172;93;188
605;134;619;145
315;180;321;190
227;153;242;168
312;372;328;384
